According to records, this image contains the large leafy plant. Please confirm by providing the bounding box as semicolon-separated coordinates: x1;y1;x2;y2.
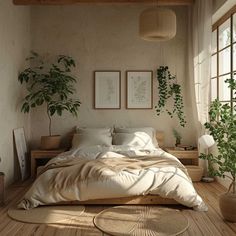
200;74;236;194
155;66;186;127
19;52;81;136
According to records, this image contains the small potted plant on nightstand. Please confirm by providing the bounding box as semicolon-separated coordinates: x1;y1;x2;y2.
200;74;236;222
19;51;81;150
173;128;182;147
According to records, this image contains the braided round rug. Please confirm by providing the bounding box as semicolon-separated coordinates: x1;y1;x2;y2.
94;206;189;236
8;205;85;225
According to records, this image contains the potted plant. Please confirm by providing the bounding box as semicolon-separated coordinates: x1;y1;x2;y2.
173;128;182;146
19;51;81;150
155;66;186;127
200;74;236;222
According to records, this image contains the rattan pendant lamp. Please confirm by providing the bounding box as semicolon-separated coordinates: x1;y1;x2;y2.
139;1;177;41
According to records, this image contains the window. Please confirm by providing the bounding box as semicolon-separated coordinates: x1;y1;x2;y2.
211;8;236;110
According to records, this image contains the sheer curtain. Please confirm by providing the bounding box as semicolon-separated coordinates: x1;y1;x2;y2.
188;0;212;172
188;0;212;135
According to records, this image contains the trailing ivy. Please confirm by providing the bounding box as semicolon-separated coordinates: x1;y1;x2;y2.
155;66;186;127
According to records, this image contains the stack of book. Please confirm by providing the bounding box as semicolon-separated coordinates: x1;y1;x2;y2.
174;145;195;151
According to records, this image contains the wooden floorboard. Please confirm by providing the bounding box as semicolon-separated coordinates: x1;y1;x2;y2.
196;183;236;234
0;181;235;236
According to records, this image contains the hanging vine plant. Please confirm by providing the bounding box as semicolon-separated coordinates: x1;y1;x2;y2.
155;66;186;127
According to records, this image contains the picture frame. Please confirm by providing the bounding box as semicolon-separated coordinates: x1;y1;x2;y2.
94;71;121;109
126;70;153;109
13;127;29;180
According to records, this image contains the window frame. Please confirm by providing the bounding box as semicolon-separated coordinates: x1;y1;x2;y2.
211;5;236;110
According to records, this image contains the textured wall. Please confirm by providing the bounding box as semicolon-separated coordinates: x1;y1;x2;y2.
30;5;197;148
0;1;31;185
213;0;227;13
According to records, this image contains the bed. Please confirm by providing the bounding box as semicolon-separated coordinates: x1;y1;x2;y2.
18;127;207;211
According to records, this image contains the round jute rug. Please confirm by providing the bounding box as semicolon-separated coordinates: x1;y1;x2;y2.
94;206;189;236
8;205;85;225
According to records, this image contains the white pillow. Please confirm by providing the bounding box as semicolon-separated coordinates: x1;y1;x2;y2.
72;133;112;149
76;127;112;134
114;127;158;147
112;132;156;149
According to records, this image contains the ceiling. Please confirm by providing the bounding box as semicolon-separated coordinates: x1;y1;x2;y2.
13;0;193;6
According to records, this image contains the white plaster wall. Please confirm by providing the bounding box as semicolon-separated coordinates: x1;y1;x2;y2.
30;5;197;148
0;1;31;185
213;0;227;14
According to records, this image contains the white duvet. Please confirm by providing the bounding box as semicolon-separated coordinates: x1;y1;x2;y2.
19;145;207;211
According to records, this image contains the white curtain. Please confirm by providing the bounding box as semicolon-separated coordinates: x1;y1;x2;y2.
188;0;213;174
190;0;213;129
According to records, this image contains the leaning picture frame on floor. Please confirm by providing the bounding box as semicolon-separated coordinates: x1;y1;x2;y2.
13;127;28;180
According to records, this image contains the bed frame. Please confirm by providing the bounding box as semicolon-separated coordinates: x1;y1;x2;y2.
57;131;178;205
58;196;177;205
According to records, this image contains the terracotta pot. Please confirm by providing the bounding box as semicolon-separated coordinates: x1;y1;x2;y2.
219;193;236;222
41;135;61;150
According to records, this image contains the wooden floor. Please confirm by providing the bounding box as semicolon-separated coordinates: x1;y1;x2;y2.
0;181;236;236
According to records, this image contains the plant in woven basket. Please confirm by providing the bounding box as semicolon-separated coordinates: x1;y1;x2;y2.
155;66;186;127
18;52;81;149
199;73;236;222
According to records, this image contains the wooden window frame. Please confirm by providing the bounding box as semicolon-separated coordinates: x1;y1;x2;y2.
211;6;236;110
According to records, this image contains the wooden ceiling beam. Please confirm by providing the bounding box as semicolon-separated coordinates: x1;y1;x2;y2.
13;0;193;6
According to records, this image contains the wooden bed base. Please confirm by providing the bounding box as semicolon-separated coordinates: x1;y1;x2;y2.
56;195;178;205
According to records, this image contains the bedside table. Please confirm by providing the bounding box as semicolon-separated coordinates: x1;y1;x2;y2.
31;149;66;178
165;147;199;166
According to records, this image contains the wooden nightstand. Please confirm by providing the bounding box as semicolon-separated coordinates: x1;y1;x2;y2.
165;147;199;166
31;149;66;178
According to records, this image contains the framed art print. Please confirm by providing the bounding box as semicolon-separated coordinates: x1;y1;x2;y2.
94;71;121;109
126;71;153;109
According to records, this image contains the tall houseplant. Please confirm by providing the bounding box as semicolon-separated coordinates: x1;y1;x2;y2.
155;66;186;127
200;74;236;222
19;52;81;149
